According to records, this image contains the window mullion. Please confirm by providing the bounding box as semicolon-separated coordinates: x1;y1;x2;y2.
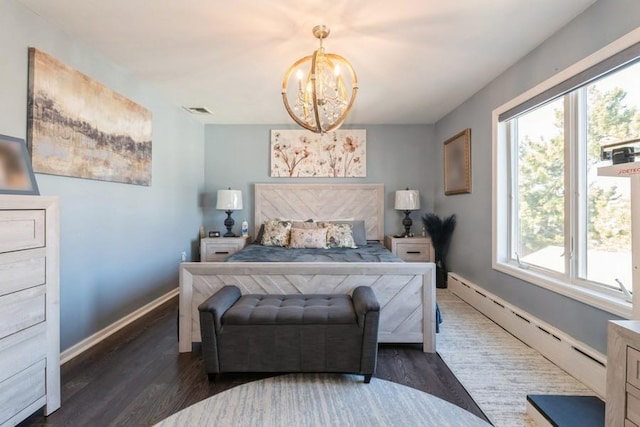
564;95;574;280
507;120;518;262
574;89;588;284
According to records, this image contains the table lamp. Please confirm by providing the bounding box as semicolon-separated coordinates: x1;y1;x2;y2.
395;189;420;237
216;188;243;237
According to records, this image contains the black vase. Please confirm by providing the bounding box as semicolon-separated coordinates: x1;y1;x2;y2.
436;266;447;289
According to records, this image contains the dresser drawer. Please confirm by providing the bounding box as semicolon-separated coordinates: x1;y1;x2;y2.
396;243;430;262
0;323;46;383
628;382;640;426
628;346;640;389
0;359;46;426
0;248;46;297
0;210;45;254
0;286;45;340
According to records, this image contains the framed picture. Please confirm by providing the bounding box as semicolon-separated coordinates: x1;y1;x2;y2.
270;129;366;177
443;128;471;195
0;134;39;195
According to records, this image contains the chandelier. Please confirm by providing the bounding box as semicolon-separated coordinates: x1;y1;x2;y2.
281;25;358;133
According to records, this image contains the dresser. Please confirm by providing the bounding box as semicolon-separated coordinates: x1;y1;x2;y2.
606;320;640;427
200;236;250;261
0;196;60;426
384;235;434;262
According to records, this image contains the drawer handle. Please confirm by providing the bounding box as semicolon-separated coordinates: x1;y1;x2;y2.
407;251;422;254
214;251;230;254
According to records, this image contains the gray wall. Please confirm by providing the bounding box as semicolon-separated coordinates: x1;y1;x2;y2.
204;124;436;238
0;0;205;351
433;0;640;354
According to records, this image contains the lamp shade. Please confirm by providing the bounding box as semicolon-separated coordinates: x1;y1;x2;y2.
216;189;243;211
395;190;420;211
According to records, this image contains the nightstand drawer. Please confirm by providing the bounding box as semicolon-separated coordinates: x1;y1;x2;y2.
200;237;250;262
628;346;640;389
203;245;239;262
0;210;45;254
385;235;434;263
396;243;430;262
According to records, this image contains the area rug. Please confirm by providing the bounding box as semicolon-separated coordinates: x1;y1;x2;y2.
154;373;490;427
436;289;594;427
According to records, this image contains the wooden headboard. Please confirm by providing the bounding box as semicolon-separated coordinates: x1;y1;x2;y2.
254;183;385;241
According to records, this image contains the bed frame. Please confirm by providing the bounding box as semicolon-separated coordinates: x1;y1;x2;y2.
179;183;436;353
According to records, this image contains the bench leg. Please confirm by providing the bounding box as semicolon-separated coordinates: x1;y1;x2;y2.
364;374;372;384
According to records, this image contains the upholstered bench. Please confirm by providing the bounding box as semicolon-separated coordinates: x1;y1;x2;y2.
198;285;380;383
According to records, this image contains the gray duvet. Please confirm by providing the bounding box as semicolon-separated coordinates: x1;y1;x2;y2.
224;242;403;263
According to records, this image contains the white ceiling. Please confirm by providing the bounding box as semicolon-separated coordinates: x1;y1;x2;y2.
19;0;597;125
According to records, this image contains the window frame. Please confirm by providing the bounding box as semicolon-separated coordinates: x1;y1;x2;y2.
493;29;640;319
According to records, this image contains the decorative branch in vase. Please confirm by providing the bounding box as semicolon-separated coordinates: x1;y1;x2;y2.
422;213;457;288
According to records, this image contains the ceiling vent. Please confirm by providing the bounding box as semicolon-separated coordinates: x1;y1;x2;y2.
183;106;214;115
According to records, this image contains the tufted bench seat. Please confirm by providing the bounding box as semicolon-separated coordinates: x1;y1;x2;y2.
198;285;380;383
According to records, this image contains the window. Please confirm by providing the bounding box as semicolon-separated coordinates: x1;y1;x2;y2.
494;40;640;316
512;98;566;275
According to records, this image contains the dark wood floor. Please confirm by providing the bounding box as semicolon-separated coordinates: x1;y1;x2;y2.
20;297;490;426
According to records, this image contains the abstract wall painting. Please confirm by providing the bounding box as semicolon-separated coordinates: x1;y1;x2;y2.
27;48;152;186
270;129;366;177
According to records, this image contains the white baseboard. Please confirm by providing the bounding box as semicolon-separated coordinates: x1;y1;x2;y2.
60;288;179;365
447;273;606;398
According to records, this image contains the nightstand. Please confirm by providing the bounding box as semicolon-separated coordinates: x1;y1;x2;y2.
385;235;434;262
200;236;250;262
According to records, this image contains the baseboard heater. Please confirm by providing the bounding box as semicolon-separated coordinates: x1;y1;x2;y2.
447;273;606;398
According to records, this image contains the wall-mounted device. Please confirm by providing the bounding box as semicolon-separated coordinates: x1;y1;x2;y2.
601;138;640;164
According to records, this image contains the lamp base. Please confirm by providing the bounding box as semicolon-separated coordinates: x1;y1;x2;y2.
401;210;413;237
223;210;236;237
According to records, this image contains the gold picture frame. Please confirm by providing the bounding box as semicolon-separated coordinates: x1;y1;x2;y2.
443;128;471;195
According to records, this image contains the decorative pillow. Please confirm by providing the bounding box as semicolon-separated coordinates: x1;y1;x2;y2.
292;220;318;229
255;224;265;244
325;220;367;246
289;227;328;249
324;223;357;248
260;220;292;247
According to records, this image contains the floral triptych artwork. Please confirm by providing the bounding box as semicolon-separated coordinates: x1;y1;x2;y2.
270;129;366;177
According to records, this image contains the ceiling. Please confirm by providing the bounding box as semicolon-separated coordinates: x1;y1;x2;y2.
19;0;597;125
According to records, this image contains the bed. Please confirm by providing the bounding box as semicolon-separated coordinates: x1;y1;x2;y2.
179;183;436;353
